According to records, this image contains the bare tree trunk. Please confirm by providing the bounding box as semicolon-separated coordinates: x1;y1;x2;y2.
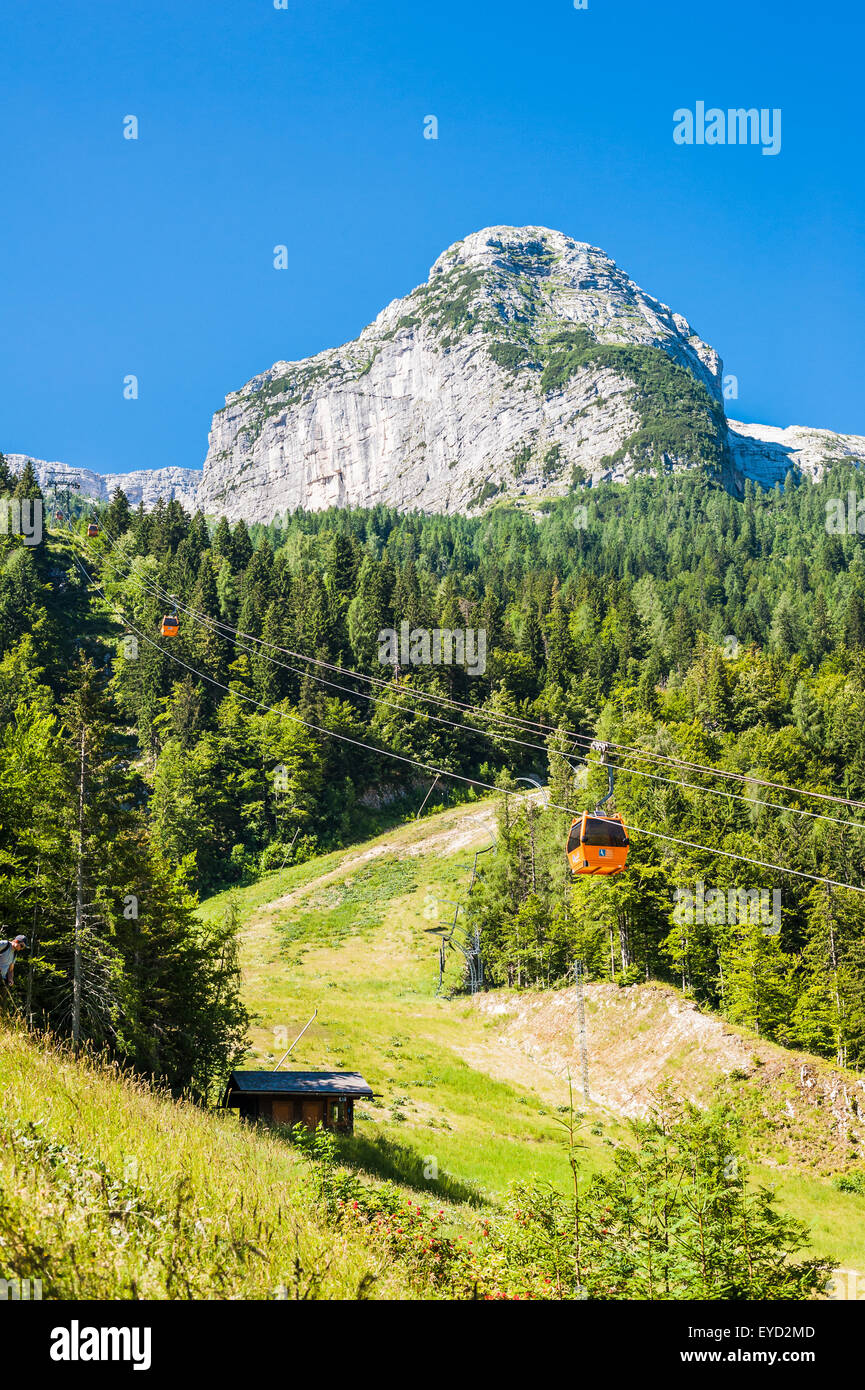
25;862;39;1030
528;808;536;893
619;912;632;972
827;896;846;1068
72;727;85;1054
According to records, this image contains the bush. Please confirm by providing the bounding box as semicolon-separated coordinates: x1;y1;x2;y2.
833;1172;865;1195
486;1092;835;1300
488;342;531;373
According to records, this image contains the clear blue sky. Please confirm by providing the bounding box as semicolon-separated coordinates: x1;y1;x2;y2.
2;0;863;476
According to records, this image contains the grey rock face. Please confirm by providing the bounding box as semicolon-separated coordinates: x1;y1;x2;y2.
198;225;730;522
726;421;865;490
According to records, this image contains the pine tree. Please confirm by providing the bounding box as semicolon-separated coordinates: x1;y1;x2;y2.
703;648;733;728
12;458;43;502
190;553;228;688
105;487;132;536
844;590;865;649
347;556;392;668
212;516;232;560
230;519;254;572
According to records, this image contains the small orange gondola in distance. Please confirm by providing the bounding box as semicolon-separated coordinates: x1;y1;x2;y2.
160;612;180;638
566;811;629;876
87;522;100;537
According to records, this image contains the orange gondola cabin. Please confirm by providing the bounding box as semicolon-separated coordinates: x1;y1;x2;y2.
160;613;180;637
567;811;630;876
87;522;99;537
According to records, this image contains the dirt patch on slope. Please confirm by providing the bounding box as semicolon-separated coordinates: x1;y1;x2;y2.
474;982;865;1175
251;801;498;929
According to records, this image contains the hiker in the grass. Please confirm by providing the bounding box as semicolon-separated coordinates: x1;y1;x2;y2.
0;935;27;987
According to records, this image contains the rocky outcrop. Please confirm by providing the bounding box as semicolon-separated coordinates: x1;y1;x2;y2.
726;420;865;491
197;226;865;521
473;982;865;1175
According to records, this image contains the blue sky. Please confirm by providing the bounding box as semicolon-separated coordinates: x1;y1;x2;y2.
2;0;863;476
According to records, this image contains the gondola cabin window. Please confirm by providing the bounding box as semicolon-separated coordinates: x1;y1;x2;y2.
582;816;629;847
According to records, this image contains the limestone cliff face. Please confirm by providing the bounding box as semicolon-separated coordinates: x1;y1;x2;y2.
198;225;865;520
8;227;865;519
726;421;865;491
198;225;731;521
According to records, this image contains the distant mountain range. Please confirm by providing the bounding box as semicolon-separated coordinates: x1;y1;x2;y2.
8;227;865;520
3;456;200;512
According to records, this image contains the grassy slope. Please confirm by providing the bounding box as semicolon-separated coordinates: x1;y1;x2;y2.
201;799;629;1200
0;1024;420;1299
201;798;865;1275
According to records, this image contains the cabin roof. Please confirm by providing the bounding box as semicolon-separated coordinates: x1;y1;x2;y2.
226;1070;374;1098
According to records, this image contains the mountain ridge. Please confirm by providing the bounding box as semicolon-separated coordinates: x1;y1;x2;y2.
3;454;200;512
7;226;865;518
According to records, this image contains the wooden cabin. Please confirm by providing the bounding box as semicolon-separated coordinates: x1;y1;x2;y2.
222;1070;373;1134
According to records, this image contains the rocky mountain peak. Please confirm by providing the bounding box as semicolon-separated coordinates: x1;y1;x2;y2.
199;225;735;522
